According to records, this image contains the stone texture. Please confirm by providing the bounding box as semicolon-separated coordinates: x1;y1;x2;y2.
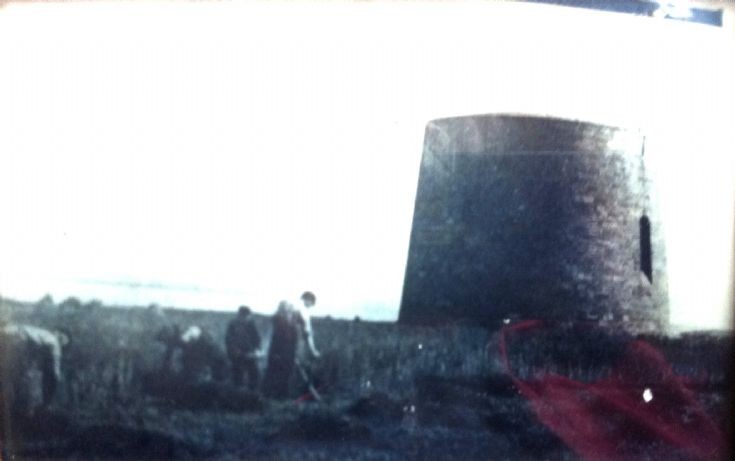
399;115;668;331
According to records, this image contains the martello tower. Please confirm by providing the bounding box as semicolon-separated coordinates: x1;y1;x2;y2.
399;115;668;331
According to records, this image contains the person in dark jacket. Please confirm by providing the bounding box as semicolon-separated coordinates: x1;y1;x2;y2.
225;306;262;390
155;324;182;372
262;301;300;399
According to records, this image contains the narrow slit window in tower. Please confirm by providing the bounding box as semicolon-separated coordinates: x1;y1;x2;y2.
639;215;652;283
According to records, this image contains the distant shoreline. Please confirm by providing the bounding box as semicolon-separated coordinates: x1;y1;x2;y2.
0;294;398;326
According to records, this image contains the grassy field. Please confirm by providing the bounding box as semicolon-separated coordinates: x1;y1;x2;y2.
0;296;730;460
1;296;497;406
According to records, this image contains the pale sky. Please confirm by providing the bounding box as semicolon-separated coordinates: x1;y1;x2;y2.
0;1;733;330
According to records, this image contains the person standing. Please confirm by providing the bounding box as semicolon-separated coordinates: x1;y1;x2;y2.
294;291;320;359
262;291;322;399
225;306;262;390
262;301;300;399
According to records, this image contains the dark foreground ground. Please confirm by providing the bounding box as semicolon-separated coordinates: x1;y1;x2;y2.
0;297;731;460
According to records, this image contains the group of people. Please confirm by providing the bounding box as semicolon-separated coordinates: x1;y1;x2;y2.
0;290;323;418
228;290;322;399
158;291;322;400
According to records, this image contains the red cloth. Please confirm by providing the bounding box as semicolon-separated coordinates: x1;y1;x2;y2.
500;320;726;460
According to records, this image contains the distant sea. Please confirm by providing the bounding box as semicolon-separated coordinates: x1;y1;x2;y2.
1;276;398;322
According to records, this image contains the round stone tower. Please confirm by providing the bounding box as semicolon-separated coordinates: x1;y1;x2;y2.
399;115;668;331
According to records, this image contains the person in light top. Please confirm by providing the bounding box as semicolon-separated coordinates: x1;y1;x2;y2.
294;291;320;359
0;323;70;413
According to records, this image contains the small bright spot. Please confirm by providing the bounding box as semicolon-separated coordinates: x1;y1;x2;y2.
410;405;416;413
643;388;653;403
417;343;423;350
503;318;511;325
365;380;371;388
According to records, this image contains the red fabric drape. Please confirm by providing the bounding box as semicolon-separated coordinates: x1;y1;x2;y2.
500;320;726;460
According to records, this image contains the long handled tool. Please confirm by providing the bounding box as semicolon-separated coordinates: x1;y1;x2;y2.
294;359;321;402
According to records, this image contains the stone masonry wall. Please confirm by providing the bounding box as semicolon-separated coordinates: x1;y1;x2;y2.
399;115;668;331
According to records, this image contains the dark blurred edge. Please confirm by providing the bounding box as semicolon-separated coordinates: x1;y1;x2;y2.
730;199;735;460
523;0;723;26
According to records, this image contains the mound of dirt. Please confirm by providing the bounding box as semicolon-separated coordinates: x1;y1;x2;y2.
414;374;567;456
66;424;198;459
347;392;405;423
10;415;200;460
275;409;372;442
142;371;264;412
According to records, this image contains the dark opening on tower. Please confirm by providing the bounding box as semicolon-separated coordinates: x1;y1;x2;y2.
639;215;652;283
